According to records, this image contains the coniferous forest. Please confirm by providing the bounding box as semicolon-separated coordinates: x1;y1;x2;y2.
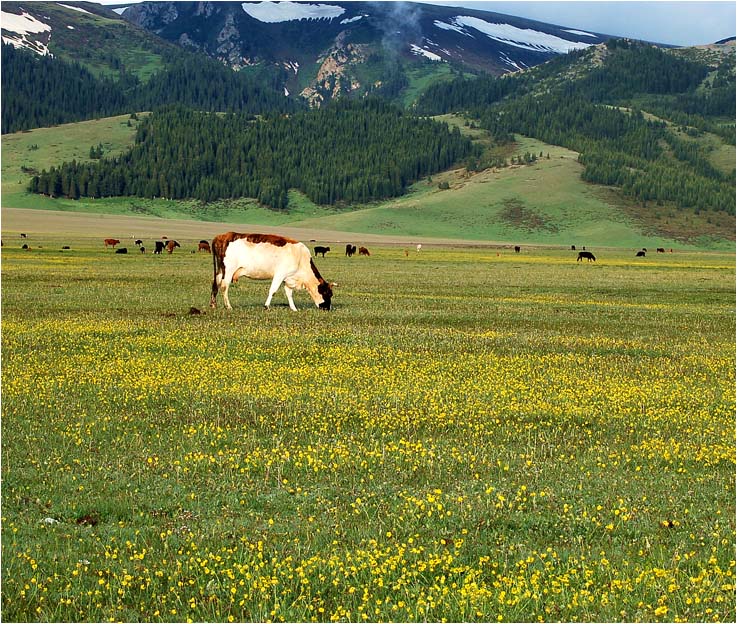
1;43;299;134
29;100;473;208
11;33;735;215
416;40;735;215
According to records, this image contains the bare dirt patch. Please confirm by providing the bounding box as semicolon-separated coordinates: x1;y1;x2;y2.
499;198;559;233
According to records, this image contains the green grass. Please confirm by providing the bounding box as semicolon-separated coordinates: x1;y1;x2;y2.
2;115;734;251
401;63;457;108
1;234;734;622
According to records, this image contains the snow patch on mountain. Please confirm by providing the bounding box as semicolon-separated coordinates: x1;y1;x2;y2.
433;19;473;37
436;16;593;53
410;44;443;62
112;7;130;16
1;10;52;55
563;28;597;38
242;1;344;23
59;4;92;15
340;15;364;25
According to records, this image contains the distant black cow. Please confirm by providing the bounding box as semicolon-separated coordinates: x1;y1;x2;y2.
345;244;357;257
134;239;143;247
577;251;596;262
656;248;665;253
571;245;576;251
314;246;330;258
514;246;521;253
154;241;166;254
636;250;646;257
140;246;146;254
115;247;128;254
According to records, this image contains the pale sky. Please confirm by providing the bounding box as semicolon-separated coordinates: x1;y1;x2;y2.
96;1;736;47
424;1;736;46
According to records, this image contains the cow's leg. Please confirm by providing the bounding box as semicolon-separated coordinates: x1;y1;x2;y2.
283;285;298;312
221;276;233;310
215;267;236;310
264;275;285;310
210;274;220;308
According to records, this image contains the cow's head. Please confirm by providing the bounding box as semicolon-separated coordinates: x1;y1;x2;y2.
317;281;335;311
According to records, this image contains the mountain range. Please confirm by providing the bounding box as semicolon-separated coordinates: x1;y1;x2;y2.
2;0;614;107
117;0;610;104
1;1;734;247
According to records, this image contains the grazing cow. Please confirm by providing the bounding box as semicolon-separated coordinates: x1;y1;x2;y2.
571;245;576;251
20;233;27;239
358;246;370;256
104;238;120;248
198;241;211;253
345;244;356;257
514;245;521;253
636;250;646;257
140;246;146;254
314;246;330;258
115;247;128;254
657;248;665;253
577;251;596;262
416;244;422;252
154;241;166;254
210;232;335;311
134;239;143;247
61;245;71;250
166;240;180;254
22;243;29;250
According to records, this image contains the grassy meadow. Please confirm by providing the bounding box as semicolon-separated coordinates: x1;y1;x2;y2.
1;232;734;622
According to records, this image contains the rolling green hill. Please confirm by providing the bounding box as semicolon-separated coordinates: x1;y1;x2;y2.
3;113;733;250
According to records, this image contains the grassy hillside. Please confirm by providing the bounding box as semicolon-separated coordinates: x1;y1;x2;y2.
2;114;733;251
3;1;171;82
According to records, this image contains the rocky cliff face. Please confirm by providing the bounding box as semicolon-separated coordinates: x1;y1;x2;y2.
121;1;611;105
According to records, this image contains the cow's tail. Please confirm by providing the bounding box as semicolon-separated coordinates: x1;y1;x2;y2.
210;238;221;308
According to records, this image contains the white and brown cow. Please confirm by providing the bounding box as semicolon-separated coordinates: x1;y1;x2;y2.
210;232;335;311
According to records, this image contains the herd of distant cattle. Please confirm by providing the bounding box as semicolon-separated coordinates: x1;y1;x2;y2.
12;232;675;261
10;231;677;312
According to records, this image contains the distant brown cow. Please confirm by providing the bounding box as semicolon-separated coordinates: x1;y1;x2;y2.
198;241;211;253
166;240;180;254
104;238;120;248
358;246;370;256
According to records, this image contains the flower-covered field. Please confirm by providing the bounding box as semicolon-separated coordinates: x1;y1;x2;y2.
2;241;734;622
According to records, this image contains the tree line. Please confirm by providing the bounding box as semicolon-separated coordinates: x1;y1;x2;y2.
414;39;735;215
1;43;299;134
29;100;473;208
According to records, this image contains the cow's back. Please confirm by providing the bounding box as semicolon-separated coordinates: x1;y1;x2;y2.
213;232;305;280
